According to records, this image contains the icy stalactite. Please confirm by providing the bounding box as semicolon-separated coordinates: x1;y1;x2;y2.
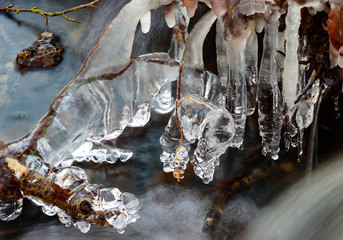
140;10;152;34
295;79;321;159
216;18;229;94
217;18;258;116
255;13;265;33
180;10;218;98
152;3;190;114
283;1;302;115
166;3;189;60
329;44;343;68
257;9;283;160
283;0;328;116
177;95;235;184
245;29;258;116
224;25;250;149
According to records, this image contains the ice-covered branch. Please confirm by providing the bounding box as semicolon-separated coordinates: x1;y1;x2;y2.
0;0;103;24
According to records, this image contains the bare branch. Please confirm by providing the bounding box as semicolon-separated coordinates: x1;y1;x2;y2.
0;0;103;24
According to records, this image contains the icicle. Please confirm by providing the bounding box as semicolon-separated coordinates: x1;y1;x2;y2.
255;13;265;33
216;18;228;94
151;3;190;114
283;0;328;116
295;79;321;160
164;4;177;28
283;1;302;115
140;10;151;34
257;8;282;160
160;94;234;184
180;10;218;97
224;24;251;149
217;16;258;116
168;4;189;61
245;23;258;116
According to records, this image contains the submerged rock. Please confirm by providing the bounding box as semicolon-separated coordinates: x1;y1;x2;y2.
16;32;63;70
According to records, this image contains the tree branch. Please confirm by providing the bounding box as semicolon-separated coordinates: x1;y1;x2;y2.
0;0;103;24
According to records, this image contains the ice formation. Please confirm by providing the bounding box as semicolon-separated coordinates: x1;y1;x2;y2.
1;0;343;233
257;8;283;160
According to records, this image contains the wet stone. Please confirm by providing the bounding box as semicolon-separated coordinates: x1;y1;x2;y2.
16;31;63;71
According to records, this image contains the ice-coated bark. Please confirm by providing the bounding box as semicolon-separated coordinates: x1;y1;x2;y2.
177;94;235;184
258;9;283;160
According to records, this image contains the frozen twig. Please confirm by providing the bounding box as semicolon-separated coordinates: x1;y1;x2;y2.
0;0;103;24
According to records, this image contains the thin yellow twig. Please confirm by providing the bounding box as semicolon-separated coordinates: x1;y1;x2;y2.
0;0;103;24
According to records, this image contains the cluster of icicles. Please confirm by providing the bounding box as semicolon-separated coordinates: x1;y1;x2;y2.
1;0;342;233
160;0;333;183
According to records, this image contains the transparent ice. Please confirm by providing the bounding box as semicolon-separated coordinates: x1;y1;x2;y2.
257;8;283;160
